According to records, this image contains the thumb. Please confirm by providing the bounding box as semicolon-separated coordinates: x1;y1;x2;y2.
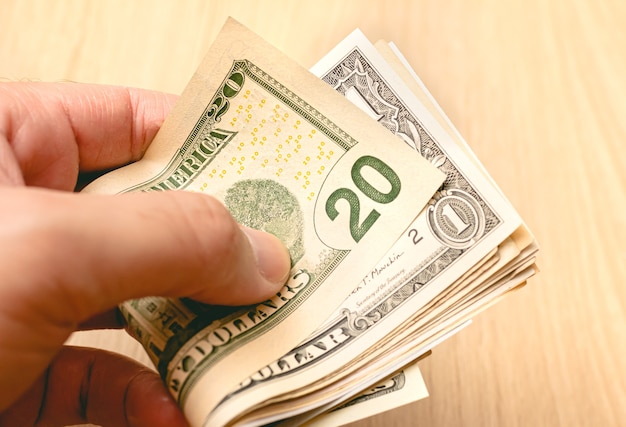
1;187;291;326
0;186;291;413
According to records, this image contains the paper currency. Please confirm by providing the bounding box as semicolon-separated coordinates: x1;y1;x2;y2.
302;359;429;427
203;29;536;427
83;19;538;427
83;19;443;427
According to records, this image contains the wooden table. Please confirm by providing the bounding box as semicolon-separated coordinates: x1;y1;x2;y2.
2;1;624;426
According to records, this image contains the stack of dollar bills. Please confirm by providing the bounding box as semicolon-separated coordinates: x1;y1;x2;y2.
84;18;538;427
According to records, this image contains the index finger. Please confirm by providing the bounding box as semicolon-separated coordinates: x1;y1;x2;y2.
0;82;177;190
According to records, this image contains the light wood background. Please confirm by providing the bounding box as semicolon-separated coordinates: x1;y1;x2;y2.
2;1;625;426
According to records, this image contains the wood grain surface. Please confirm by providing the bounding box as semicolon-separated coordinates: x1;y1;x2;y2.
1;1;624;426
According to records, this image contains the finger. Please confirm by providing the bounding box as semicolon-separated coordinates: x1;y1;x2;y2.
0;82;177;190
1;186;291;326
0;346;189;427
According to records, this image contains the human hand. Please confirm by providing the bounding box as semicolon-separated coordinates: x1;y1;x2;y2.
0;83;291;427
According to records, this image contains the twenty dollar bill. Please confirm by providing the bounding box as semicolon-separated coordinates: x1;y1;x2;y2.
83;19;443;427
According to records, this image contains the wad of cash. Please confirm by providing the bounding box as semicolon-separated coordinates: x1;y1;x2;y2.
83;18;538;427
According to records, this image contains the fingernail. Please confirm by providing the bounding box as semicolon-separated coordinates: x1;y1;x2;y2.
241;226;291;287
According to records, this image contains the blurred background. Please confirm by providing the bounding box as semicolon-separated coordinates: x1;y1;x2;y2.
1;1;624;426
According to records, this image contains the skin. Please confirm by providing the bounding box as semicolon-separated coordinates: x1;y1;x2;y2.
0;82;291;427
